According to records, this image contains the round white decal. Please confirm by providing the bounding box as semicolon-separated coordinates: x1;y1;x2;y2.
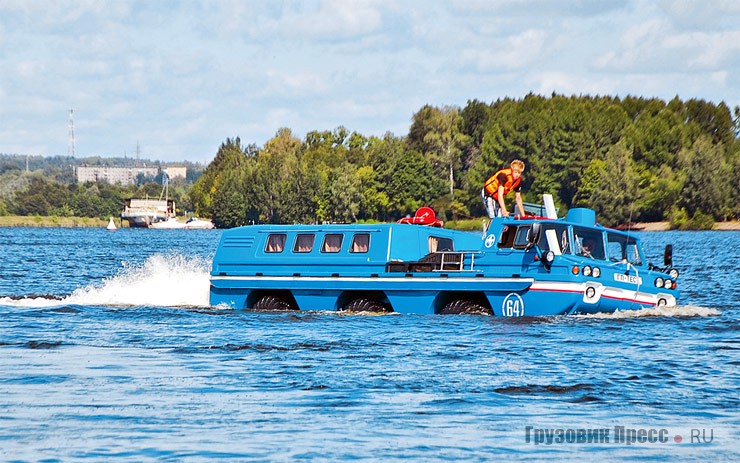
502;293;525;317
484;234;496;248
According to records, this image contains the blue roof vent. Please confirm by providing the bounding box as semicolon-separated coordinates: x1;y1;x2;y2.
566;208;596;226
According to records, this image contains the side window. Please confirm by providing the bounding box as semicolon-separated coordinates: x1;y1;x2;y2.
350;233;370;253
293;234;315;253
513;226;531;249
606;233;642;265
429;236;454;252
321;234;344;253
265;234;287;253
498;225;517;248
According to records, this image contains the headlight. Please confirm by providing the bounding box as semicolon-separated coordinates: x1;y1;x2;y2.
669;268;679;280
544;251;555;263
655;277;664;288
585;287;596;298
592;267;601;278
664;279;672;289
583;266;592;277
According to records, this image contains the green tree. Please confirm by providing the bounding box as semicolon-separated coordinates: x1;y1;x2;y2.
574;141;639;227
678;135;731;220
191;137;250;218
465;124;509;215
12;176;70;216
211;168;248;229
410;105;469;196
324;165;361;223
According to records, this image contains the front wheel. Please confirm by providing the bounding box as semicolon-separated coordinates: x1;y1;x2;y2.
441;299;491;315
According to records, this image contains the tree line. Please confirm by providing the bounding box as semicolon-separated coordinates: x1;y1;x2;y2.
191;94;740;229
2;94;737;229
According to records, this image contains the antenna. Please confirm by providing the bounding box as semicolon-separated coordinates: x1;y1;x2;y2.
67;109;75;156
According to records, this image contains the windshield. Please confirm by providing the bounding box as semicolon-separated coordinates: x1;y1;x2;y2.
606;233;642;265
537;223;570;254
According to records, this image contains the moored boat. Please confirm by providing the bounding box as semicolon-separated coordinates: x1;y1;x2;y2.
184;217;215;229
209;195;680;316
121;198;175;228
149;217;186;229
148;217;215;229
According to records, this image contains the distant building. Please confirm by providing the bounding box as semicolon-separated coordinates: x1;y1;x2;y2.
75;164;188;185
75;165;159;186
163;166;187;180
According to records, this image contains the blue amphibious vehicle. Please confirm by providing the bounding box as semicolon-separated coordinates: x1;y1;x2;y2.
210;198;680;316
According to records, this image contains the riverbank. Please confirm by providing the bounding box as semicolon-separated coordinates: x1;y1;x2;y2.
0;216;108;227
634;221;740;231
1;215;739;230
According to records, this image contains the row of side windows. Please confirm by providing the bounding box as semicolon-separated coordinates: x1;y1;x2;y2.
265;233;370;254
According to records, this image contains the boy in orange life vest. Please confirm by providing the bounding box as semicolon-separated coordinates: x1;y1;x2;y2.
482;159;526;218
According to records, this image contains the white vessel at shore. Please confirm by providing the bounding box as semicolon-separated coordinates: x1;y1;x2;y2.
149;216;215;230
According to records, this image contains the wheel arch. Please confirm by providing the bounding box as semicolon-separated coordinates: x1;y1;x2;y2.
336;290;392;312
434;291;492;315
247;290;299;311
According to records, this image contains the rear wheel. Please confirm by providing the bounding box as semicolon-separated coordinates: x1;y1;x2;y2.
342;298;391;313
441;299;491;315
251;295;297;311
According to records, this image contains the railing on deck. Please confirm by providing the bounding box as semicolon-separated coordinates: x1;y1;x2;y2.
386;251;481;273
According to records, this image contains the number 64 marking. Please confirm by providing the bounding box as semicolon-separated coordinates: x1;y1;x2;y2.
502;293;525;317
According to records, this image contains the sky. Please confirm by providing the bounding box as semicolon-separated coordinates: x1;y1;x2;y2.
1;0;739;164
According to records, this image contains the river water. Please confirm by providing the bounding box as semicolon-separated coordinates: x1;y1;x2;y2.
0;227;737;462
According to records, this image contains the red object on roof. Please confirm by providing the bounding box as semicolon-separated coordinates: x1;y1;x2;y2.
513;214;552;220
397;206;444;227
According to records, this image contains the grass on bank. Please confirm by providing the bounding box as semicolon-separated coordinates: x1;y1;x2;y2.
0;216;109;227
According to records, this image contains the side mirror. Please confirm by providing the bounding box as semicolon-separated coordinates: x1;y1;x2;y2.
664;244;673;267
527;223;542;249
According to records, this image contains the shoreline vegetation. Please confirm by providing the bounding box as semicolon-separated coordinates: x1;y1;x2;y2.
1;215;739;231
445;218;740;231
0;216;108;228
3;96;738;230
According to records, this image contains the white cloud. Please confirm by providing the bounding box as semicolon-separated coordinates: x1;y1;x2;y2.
257;0;384;42
663;30;740;68
462;29;548;71
594;18;740;73
535;71;620;96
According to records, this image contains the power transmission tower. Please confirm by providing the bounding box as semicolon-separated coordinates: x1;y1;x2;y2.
67;109;75;156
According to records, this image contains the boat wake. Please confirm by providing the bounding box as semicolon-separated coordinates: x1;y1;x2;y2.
576;305;720;319
0;253;212;308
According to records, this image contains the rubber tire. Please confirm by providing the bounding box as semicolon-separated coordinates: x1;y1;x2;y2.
441;299;491;315
343;298;391;313
251;295;296;311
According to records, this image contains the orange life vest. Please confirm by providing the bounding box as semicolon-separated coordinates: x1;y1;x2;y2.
484;168;521;200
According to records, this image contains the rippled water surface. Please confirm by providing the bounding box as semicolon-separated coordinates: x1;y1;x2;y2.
0;228;738;462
